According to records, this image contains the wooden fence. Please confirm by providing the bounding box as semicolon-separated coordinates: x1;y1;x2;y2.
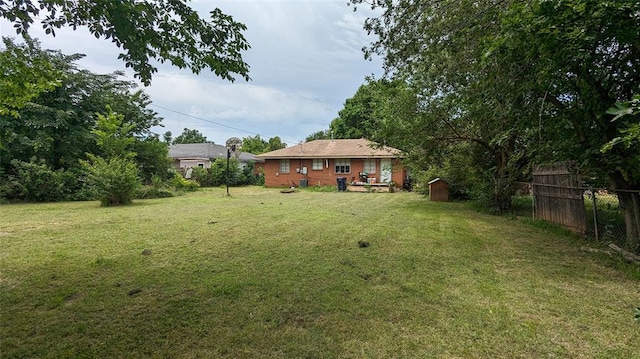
532;162;587;234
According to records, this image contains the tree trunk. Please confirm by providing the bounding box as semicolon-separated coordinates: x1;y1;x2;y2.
617;191;640;254
493;178;514;214
492;149;515;214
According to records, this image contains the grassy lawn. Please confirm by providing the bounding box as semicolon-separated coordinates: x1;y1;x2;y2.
1;187;639;358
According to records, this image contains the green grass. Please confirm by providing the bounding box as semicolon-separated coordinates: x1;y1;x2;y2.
1;187;639;358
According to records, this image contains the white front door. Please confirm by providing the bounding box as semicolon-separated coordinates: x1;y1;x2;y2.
380;159;392;183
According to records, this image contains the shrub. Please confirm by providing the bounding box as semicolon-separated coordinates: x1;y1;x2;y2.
191;167;214;186
83;155;141;206
80;107;142;206
59;167;97;201
133;137;172;183
151;174;164;190
135;174;176;199
251;167;265;186
0;176;22;202
209;159;229;186
3;160;96;202
10;159;66;202
170;173;200;192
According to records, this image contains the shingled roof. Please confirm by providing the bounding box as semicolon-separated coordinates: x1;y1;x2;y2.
257;139;400;159
168;143;262;162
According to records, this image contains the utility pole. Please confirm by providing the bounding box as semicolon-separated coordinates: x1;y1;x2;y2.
226;144;236;196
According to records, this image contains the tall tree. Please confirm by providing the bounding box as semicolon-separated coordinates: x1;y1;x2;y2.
240;135;286;153
502;1;640;250
1;38;170;199
329;79;398;140
1;0;250;85
1;38;162;173
267;136;286;152
308;79;423;146
351;0;640;250
172;128;208;144
163;131;173;144
241;135;268;154
332;79;417;144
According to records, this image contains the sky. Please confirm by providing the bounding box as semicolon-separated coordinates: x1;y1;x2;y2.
0;0;383;146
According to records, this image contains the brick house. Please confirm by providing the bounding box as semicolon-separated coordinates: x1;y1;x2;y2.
255;139;406;188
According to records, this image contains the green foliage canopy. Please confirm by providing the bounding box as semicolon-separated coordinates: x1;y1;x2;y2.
1;0;250;85
92;106;136;160
351;0;639;188
172;128;208;144
0;38;170;200
134;136;171;183
267;136;286;152
1;37;164;175
82;108;140;206
602;95;640;153
350;0;640;248
306;78;415;144
240;135;269;154
240;135;286;154
0;36;61;117
305;130;331;142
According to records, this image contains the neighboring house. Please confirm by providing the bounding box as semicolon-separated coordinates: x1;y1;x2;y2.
256;139;406;188
168;143;263;170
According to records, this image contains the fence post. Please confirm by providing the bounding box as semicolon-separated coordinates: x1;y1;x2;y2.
591;187;599;242
531;182;535;220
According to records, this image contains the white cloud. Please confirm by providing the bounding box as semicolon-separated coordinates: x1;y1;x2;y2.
2;0;383;146
147;73;335;144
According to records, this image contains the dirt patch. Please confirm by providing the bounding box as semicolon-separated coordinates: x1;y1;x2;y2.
63;292;80;305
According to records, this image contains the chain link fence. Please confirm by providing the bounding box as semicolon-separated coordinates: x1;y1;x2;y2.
585;189;627;245
512;184;634;250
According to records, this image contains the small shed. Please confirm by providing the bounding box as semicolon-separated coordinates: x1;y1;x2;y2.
428;178;449;202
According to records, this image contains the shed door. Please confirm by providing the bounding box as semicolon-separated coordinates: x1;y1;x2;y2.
380;159;392;183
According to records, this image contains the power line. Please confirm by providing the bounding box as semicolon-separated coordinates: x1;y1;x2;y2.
150;103;303;145
11;46;304;144
150;103;258;136
15;51;282;140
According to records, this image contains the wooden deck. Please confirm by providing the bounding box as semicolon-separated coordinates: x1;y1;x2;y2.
347;182;390;192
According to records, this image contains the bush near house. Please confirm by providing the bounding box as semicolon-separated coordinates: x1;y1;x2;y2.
187;158;259;187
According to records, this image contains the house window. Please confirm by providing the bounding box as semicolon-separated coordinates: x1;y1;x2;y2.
312;159;323;170
363;159;376;174
280;159;290;173
334;159;351;174
198;163;205;168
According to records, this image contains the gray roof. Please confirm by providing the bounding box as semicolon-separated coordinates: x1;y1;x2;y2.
168;143;263;163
